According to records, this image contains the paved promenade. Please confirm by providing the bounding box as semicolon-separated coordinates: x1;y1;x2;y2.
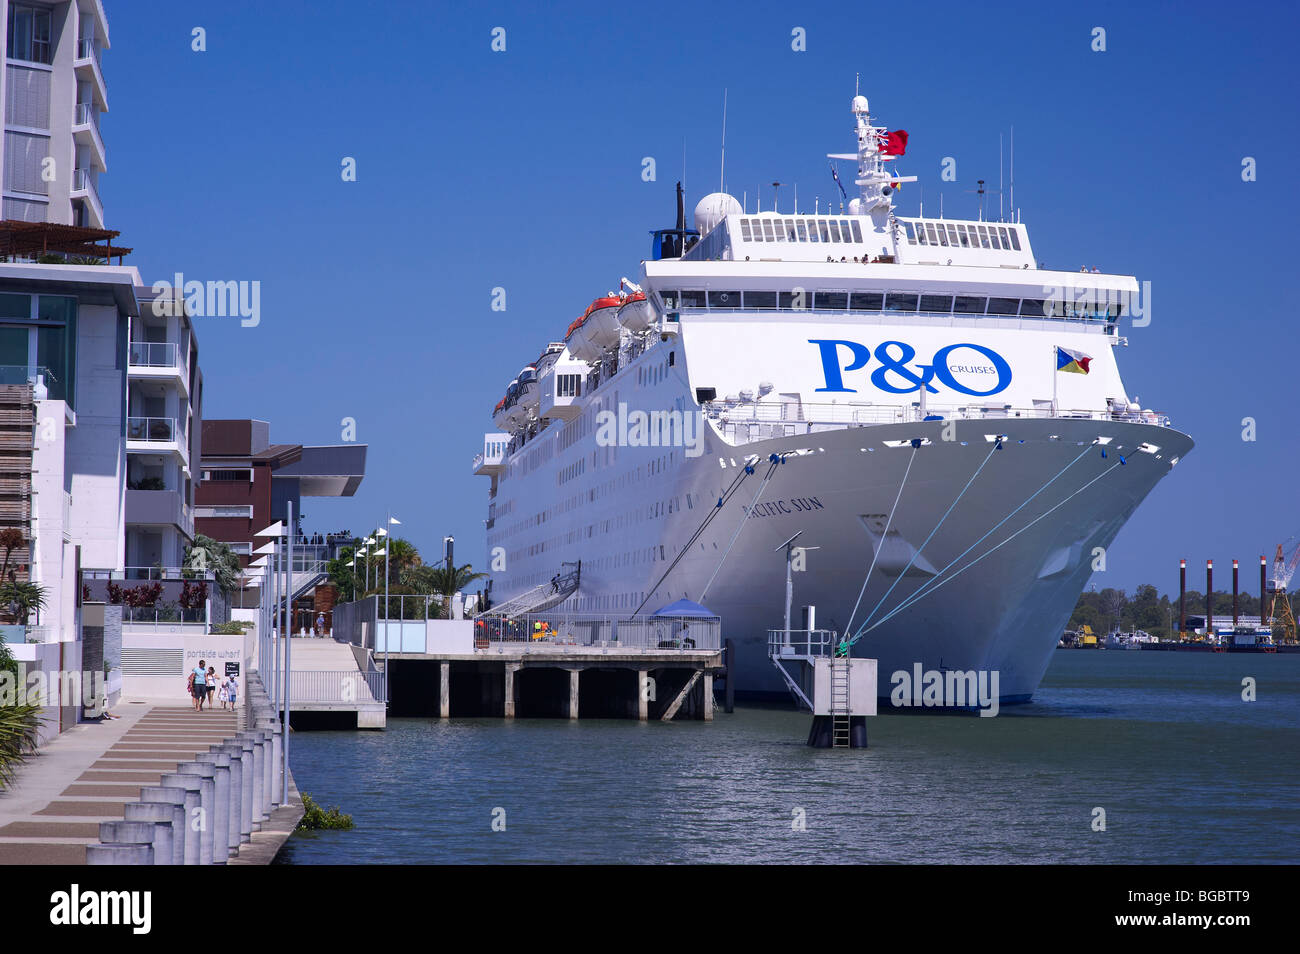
0;700;299;864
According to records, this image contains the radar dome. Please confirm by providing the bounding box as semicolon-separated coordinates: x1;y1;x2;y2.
694;193;743;235
852;95;870;114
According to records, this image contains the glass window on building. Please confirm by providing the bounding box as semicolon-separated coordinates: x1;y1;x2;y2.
7;4;52;64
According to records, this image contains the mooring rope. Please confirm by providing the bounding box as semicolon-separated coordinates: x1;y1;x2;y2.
842;443;919;638
858;441;1001;630
856;453;1120;641
700;456;783;600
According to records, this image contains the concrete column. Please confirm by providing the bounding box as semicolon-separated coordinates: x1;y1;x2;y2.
440;662;450;719
196;752;231;864
568;668;580;720
637;670;649;721
233;736;255;841
268;725;283;804
159;773;203;864
122;805;176;866
504;664;519;719
86;844;153;865
703;671;714;722
138;786;188;865
238;730;267;824
212;743;244;853
176;762;216;865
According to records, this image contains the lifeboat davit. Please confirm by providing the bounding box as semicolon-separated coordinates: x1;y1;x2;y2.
517;365;539;415
617;290;655;333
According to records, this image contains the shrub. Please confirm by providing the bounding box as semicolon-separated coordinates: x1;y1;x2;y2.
296;793;353;831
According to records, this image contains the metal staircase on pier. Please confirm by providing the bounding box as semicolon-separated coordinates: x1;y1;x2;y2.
830;655;851;748
477;561;581;619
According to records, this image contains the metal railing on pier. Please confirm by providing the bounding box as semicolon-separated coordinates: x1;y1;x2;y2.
768;629;836;660
479;612;721;651
289;669;386;704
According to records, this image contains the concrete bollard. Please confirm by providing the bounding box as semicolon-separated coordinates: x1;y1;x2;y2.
238;730;268;824
267;723;283;804
176;762;216;865
156;774;203;865
196;752;231;864
122;804;177;866
86;843;153;865
99;820;164;867
231;737;254;842
212;743;245;851
138;787;188;865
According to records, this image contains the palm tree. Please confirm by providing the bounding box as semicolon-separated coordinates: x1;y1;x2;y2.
424;563;487;601
326;546;360;603
183;535;242;593
0;527;26;582
384;538;421;584
0;641;42;787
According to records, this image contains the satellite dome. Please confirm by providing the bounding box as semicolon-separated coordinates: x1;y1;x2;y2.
694;193;742;235
852;95;870;114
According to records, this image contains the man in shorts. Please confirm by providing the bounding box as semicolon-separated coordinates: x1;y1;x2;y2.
190;659;207;711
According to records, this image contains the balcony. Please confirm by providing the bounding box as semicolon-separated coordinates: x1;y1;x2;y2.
73;39;108;113
126;416;187;462
473;434;509;476
72;103;107;174
126;487;191;535
0;364;62;403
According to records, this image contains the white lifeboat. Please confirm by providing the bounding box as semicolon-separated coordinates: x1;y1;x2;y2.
516;365;539;415
503;378;527;428
491;395;511;431
564;313;597;363
617;290;655;333
582;294;623;352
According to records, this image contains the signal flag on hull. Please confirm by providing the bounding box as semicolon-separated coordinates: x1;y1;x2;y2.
1056;346;1092;374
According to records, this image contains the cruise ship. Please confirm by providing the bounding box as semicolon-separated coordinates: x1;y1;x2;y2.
472;93;1192;703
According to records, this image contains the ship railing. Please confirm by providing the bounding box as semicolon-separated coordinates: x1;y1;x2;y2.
477;612;721;652
706;400;1170;444
768;628;836;661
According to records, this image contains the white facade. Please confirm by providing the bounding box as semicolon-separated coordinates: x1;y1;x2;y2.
0;0;110;227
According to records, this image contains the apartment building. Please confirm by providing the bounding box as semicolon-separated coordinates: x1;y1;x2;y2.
1;1;108;228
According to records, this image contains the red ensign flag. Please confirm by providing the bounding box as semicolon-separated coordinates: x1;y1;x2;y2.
880;130;909;156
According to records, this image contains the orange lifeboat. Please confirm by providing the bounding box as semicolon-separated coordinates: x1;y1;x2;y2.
616;289;656;333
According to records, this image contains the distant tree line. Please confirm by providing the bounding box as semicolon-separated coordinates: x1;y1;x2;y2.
1069;584;1300;638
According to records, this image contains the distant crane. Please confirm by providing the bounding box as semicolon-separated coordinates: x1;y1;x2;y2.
1268;541;1300;644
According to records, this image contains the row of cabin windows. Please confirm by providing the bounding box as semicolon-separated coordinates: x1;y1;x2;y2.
903;220;1021;252
660;289;1123;318
740;217;865;244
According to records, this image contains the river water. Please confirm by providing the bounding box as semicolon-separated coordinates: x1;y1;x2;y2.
275;650;1299;864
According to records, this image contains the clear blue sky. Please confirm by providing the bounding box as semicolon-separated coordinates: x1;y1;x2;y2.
106;0;1299;596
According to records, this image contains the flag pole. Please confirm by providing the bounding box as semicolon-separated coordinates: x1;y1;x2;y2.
1052;345;1058;417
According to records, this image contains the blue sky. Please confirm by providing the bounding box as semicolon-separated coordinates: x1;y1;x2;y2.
105;0;1299;595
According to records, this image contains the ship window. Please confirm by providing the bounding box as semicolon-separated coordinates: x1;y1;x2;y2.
797;221;809;242
850;292;883;311
749;220;763;242
919;294;953;313
744;290;777;309
818;219;831;242
999;227;1012;248
740;219;752;241
1008;228;1022;251
986;297;1020;315
660;290;680;309
762;220;776;241
885;293;919;312
807;220;819;242
1019;298;1049;317
826;220;840;242
779;291;810;310
990;229;1003;250
850;220;863;242
958;225;972;248
926;223;940;244
946;224;960;245
977;225;991;249
815;291;848;311
708;290;741;308
681;290;707;308
914;223;927;245
557;374;582;397
953;295;986;314
903;222;916;242
786;219;798;240
936;225;949;246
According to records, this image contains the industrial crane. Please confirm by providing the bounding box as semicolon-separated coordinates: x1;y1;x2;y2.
1268;540;1300;644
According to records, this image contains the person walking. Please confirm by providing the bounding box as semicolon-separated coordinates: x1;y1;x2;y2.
217;675;230;710
204;666;217;710
189;659;207;712
315;612;325;637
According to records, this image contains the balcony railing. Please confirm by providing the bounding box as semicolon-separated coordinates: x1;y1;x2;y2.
129;341;180;369
0;365;56;389
74;101;99;129
76;38;100;64
127;416;177;443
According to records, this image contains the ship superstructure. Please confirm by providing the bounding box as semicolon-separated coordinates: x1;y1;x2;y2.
472;93;1190;701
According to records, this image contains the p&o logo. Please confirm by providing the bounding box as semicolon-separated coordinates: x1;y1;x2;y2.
810;339;1013;397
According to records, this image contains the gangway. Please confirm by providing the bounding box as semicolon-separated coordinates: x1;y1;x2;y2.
477;561;580;619
767;628;835;711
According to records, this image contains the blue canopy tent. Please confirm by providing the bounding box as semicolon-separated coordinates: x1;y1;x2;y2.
651;598;716;618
